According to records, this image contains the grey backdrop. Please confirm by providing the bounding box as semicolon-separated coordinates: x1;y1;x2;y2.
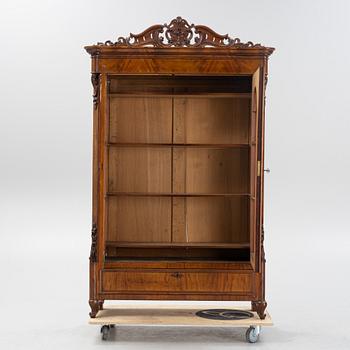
1;0;349;349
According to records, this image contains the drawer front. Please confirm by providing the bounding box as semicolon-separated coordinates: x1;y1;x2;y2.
101;270;253;294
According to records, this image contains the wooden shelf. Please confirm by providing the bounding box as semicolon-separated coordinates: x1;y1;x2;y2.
106;192;252;197
105;241;250;249
109;93;251;98
107;143;250;148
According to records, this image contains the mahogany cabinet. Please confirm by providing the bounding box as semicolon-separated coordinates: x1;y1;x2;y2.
85;17;274;319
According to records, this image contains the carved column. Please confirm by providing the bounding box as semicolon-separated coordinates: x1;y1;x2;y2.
91;73;100;109
89;223;97;262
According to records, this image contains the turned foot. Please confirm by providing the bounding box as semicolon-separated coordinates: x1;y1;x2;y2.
251;301;267;320
89;300;103;318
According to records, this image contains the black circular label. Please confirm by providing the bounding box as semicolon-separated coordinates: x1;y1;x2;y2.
195;309;254;320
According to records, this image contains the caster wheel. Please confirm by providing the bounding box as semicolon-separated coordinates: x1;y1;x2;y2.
101;325;110;341
246;326;260;343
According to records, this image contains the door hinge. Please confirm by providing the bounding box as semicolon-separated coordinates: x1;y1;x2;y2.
257;161;261;177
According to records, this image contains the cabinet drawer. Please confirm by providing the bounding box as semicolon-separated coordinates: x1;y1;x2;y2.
101;270;253;294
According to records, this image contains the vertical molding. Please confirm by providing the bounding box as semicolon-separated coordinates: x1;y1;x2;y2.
99;73;109;264
90;54;100;306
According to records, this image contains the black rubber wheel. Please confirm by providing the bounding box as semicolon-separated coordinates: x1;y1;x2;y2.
101;325;110;341
246;326;260;343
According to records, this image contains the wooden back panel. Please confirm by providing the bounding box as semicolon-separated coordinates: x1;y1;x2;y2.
106;75;253;252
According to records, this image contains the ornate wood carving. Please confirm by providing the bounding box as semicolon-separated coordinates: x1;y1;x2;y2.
91;73;100;109
251;301;267;320
90;223;97;262
97;16;265;49
89;299;103;318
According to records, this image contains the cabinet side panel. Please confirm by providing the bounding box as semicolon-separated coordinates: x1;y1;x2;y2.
90;71;100;303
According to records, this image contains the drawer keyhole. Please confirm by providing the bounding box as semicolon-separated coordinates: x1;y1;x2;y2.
171;272;182;278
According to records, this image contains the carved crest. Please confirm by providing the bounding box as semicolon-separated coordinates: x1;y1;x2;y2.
97;16;264;49
89;223;97;262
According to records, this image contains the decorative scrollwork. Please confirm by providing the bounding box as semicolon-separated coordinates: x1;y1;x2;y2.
90;223;97;262
91;73;100;109
252;301;267;320
264;64;269;92
97;16;265;49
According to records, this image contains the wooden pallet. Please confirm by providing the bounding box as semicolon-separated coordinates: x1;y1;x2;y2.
90;303;272;343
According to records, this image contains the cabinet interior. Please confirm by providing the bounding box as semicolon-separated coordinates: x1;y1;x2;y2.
105;75;254;262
